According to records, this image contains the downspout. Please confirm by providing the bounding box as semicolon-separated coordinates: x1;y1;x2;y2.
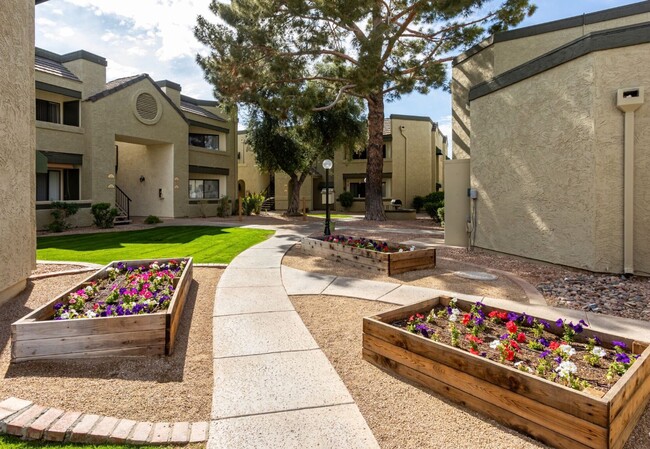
399;125;407;202
616;87;645;274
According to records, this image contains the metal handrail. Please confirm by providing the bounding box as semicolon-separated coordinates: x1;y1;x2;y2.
115;185;132;219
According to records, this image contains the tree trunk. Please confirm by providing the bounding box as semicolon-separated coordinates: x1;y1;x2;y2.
286;172;307;216
365;92;386;220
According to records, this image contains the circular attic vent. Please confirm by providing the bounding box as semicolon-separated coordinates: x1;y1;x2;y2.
136;93;158;120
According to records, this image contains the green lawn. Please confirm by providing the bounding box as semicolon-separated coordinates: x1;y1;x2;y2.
37;226;274;264
307;213;353;219
0;435;166;449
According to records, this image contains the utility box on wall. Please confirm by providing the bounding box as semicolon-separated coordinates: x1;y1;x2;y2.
444;159;471;247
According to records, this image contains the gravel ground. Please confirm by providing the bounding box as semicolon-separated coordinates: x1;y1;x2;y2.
0;267;219;422
283;245;529;303
290;294;650;449
288;224;650;321
31;263;93;276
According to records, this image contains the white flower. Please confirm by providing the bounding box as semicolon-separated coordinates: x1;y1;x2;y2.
591;346;607;358
410;245;416;251
559;344;576;357
85;310;97;318
451;308;461;316
515;361;533;373
555;361;578;378
84;286;94;294
448;313;458;322
489;340;501;350
60;312;70;320
398;249;404;252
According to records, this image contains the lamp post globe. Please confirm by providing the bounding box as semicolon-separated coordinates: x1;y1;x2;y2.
322;159;333;235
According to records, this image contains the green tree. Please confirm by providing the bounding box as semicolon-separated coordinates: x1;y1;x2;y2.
195;0;535;219
246;89;365;215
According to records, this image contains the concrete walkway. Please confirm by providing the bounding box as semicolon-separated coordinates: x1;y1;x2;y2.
211;226;650;447
210;230;379;449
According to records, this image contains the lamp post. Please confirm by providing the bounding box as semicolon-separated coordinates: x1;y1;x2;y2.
322;159;333;235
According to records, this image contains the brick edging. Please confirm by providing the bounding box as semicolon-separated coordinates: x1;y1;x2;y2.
0;397;208;445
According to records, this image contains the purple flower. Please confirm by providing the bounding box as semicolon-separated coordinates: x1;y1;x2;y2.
526;315;534;326
539;338;550;347
477;309;486;319
119;287;127;295
555;318;564;328
474;316;484;326
578;319;588;328
616;353;631;364
612;340;627;349
415;324;430;339
570;322;584;333
500;333;509;340
540;320;550;329
117;262;125;270
480;352;487;357
53;302;63;310
540;350;551;358
507;312;519;322
554;356;563;364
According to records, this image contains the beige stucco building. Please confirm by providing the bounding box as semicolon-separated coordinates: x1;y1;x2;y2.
0;1;39;304
238;114;447;212
448;1;650;275
35;48;237;229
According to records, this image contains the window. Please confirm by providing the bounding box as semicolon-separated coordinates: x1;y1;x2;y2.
36;99;60;124
63;101;80;126
36;169;79;201
351;144;387;160
189;179;219;199
348;180;387;198
189;133;219;150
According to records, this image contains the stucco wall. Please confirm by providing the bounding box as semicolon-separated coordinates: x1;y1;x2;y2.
592;44;650;275
451;10;650;161
494;13;650;75
237;133;271;196
86;79;189;215
471;55;600;270
116;142;175;217
451;47;494;159
0;0;36;303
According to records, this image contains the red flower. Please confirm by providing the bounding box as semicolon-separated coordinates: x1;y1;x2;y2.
462;313;471;325
469;348;479;355
416;313;425;320
498;312;508;320
517;332;527;343
549;341;561;350
506;321;518;334
506;350;515;361
488;310;499;318
510;341;520;351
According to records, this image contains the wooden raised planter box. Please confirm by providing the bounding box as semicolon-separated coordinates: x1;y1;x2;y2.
301;237;436;275
363;296;650;449
11;258;193;362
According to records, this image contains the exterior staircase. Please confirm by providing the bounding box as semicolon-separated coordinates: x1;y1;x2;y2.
261;196;275;212
114;185;132;225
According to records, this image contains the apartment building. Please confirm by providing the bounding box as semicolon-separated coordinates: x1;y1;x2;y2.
35;48;237;229
238;114;448;212
447;1;650;274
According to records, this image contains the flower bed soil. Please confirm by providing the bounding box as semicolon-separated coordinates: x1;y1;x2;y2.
11;258;193;362
301;235;436;275
363;296;650;449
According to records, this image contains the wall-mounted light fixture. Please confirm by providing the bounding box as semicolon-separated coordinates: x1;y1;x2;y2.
107;174;115;179
107;184;115;189
139;175;145;183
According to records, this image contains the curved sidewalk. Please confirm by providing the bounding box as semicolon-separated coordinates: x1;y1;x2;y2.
210;227;649;447
209;230;379;449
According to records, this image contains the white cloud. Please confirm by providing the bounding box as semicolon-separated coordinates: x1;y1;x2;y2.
36;17;56;27
106;59;144;81
59;27;75;38
127;47;148;57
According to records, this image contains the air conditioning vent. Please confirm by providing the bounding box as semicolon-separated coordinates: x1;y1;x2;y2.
136;93;158;120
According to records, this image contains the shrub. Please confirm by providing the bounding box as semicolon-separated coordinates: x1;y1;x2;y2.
217;195;231;217
242;193;265;215
423;202;439;220
338;191;354;210
424;191;445;205
47;202;80;232
91;203;118;228
412;195;425;212
144;215;162;224
437;206;445;225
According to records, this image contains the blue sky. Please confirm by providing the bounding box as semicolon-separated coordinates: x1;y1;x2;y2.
36;0;639;137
